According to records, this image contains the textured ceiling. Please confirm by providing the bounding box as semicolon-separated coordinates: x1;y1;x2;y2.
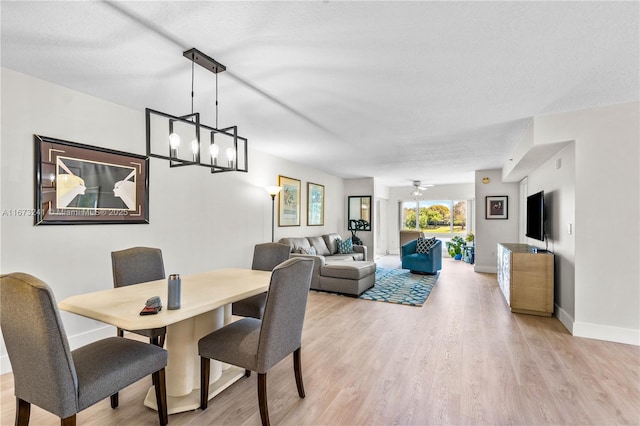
1;1;638;187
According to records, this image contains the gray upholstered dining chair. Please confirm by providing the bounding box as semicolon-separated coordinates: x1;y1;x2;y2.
232;242;291;319
0;272;169;426
199;257;314;426
111;246;167;347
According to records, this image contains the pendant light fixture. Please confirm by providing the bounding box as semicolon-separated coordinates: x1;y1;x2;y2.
146;48;248;174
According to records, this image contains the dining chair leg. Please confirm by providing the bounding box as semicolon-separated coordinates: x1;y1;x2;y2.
245;369;251;377
158;334;166;348
60;414;76;426
117;328;124;338
16;398;30;426
257;373;270;426
110;393;118;409
152;368;168;426
293;348;305;398
200;357;210;410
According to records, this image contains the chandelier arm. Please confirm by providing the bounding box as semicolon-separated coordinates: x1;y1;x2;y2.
191;52;195;115
215;70;218;128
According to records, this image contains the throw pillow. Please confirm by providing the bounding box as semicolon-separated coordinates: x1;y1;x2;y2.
308;236;330;256
337;238;354;254
416;237;437;254
323;233;341;254
288;237;311;254
299;246;317;255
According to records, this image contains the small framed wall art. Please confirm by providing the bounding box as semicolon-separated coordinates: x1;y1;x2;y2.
278;175;301;226
307;182;324;226
485;195;508;220
34;134;149;225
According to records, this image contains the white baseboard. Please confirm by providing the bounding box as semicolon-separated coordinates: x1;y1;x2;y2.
572;321;640;346
474;265;497;273
555;305;639;346
1;325;115;375
554;304;574;334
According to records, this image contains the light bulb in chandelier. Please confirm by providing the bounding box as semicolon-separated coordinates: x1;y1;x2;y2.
210;144;219;166
169;133;181;149
226;147;235;168
190;138;199;162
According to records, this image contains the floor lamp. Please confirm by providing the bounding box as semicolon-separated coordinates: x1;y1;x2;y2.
265;186;283;242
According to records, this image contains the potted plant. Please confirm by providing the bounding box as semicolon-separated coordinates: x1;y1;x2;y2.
463;232;475;263
465;232;474;245
446;236;466;260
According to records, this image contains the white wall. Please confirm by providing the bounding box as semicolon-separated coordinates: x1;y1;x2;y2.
533;102;639;345
386;183;475;255
374;181;390;257
474;169;520;273
0;68;346;372
525;143;576;329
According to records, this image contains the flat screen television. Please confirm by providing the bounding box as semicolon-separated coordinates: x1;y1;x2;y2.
526;191;545;241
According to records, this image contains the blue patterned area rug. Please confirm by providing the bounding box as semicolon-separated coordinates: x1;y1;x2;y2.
359;267;439;307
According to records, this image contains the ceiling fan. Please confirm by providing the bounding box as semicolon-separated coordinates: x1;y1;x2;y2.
410;180;433;197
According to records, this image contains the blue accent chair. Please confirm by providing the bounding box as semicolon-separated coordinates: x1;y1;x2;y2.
401;239;442;274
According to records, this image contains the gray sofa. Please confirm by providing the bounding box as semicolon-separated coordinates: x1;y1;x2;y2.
278;233;374;295
279;233;367;262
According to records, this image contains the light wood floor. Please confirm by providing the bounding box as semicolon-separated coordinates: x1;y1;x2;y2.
2;257;639;425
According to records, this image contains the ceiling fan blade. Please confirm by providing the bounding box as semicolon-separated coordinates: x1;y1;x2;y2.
411;180;433;190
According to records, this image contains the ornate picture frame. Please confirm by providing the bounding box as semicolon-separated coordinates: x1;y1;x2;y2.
485;195;508;220
278;175;301;227
34;134;149;225
307;182;324;226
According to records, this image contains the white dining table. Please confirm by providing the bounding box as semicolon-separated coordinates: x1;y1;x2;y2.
59;268;271;414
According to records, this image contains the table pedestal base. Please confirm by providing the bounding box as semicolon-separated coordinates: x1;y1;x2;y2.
143;305;243;414
144;365;246;414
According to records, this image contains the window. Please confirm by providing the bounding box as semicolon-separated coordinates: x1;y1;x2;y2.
401;200;468;235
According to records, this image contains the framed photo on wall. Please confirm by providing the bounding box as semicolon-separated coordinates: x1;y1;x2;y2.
34;134;149;225
278;175;301;226
307;182;324;226
486;195;508;219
